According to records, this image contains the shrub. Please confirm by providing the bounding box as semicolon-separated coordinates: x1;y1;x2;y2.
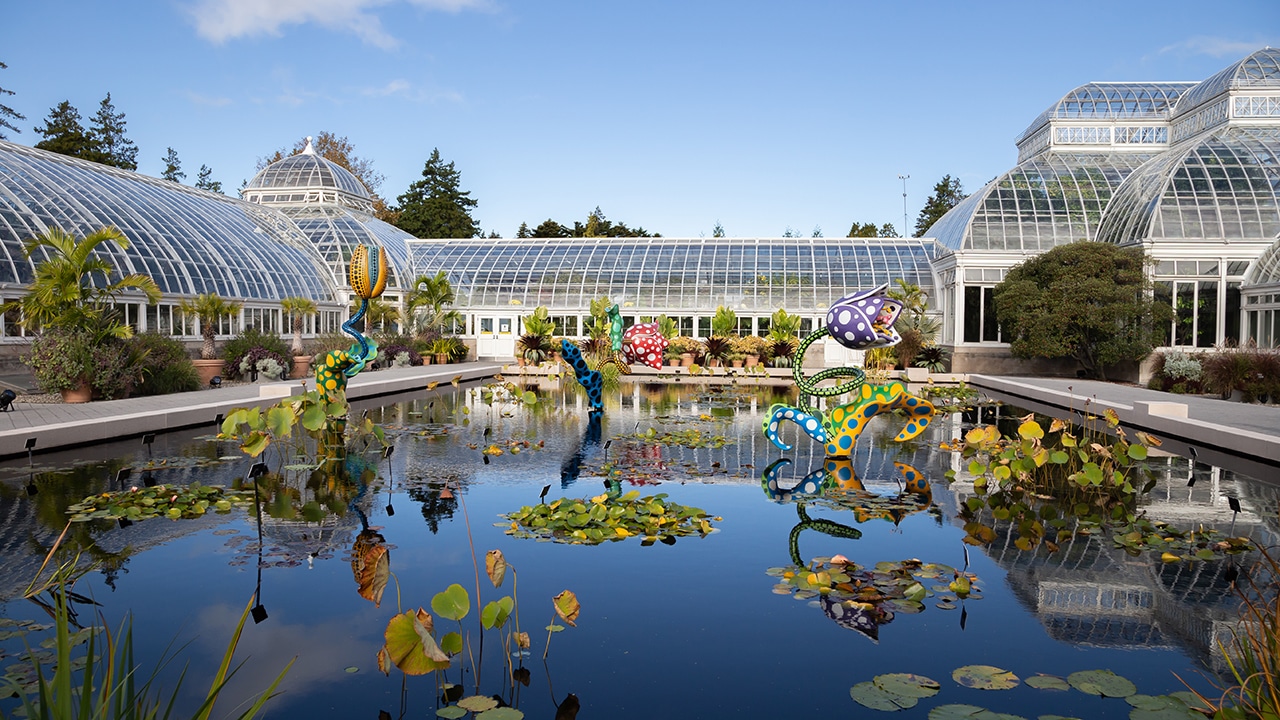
667;336;702;359
894;327;925;369
1161;350;1202;383
222;327;292;379
429;336;468;362
733;335;768;359
915;344;950;373
1201;347;1254;400
22;329;146;399
130;332;199;396
229;347;289;381
381;343;423;366
701;336;734;364
767;336;798;367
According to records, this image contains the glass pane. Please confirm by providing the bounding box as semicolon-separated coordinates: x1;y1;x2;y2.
1225;282;1241;345
1197;281;1218;347
982;287;999;342
1175;282;1195;346
964;286;982;343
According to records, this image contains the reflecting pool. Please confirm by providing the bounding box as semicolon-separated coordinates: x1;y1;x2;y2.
0;381;1271;719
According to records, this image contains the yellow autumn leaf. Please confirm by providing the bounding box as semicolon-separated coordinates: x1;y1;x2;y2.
615;527;631;538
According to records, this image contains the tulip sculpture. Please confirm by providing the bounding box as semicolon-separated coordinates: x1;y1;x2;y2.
317;244;388;400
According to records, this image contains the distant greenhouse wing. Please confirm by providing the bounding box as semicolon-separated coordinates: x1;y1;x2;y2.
1098;127;1280;245
279;205;413;293
406;237;938;313
926;152;1155;252
0;140;338;302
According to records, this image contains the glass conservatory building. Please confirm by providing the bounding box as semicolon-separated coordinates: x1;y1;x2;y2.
926;47;1280;365
407;237;939;359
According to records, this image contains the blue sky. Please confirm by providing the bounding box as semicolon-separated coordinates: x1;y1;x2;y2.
1;0;1277;238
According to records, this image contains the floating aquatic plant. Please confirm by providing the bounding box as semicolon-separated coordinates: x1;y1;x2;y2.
66;483;257;522
502;490;718;545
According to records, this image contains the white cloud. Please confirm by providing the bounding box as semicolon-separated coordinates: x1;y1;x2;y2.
1156;36;1265;59
187;0;490;49
184;90;233;107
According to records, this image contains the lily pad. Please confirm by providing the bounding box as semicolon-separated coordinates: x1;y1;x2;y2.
927;705;987;719
952;665;1020;690
850;680;917;710
1024;674;1070;691
477;709;524;720
1067;669;1135;698
875;673;941;699
1124;694;1202;719
436;707;466;719
457;695;498;713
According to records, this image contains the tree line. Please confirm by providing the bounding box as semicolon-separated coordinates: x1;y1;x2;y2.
1;60;970;240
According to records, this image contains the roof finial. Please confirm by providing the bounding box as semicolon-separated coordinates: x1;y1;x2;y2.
302;136;315;155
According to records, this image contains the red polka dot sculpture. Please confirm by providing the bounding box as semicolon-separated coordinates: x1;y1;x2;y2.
622;322;669;370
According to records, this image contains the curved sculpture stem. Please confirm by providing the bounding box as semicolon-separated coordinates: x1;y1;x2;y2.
792;328;866;398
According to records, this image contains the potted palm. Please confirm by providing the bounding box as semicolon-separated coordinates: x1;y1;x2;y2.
280;296;318;379
178;292;243;385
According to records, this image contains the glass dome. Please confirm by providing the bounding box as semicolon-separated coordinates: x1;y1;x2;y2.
1017;83;1195;143
926;152;1156;252
278;205;414;294
407;237;939;313
1096;127;1280;246
244;138;373;211
0;139;339;303
1172;47;1280;119
1246;238;1280;287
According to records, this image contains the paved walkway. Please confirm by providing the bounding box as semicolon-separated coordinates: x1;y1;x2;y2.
969;375;1280;473
0;362;505;460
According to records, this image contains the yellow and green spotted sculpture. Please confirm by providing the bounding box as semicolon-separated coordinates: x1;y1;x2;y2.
763;282;936;457
316;244;387;400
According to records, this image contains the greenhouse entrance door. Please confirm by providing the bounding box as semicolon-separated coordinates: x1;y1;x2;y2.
476;315;517;359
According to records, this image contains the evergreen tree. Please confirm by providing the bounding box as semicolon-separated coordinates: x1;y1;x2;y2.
913;174;966;237
195;164;223;194
712;221;725;238
515;222;532;238
532;219;570;238
847;222;878;237
878;223;897;237
569;207;657;238
394;148;480;239
33;101;95;159
0;61;25;140
161;147;184;183
88;93;137;170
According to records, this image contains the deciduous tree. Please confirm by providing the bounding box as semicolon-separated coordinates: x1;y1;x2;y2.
394;148;480;239
913;174;966;237
993;241;1169;380
0;61;25;140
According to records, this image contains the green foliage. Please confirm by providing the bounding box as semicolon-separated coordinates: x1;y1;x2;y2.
520;305;555;336
1199;546;1280;719
656;314;678;340
176;292;243;359
67;482;257;522
993;241;1169;380
516;333;553;365
221;327;292;380
160;146;184;183
913;174;966;237
732;334;767;359
428;336;468;362
194;164;223;194
87;93;137;170
131;332;199;396
915;344;949;373
21;328;99;393
768;308;802;339
279;296;316;355
32;101;95;159
570;206;657;238
710;305;738;337
503;490;717;545
394;148;480;238
700;335;734;364
5;225;160;340
406;271;461;336
768;557;977;619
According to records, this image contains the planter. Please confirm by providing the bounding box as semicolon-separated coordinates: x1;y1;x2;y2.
193;358;224;386
60;381;92;404
435;353;449;365
422;355;433;365
290;355;312;379
680;353;694;367
731;359;744;368
745;355;759;368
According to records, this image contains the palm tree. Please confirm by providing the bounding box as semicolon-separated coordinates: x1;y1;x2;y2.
280;296;318;355
7;225;160;339
407;271;461;335
351;297;400;334
177;293;243;359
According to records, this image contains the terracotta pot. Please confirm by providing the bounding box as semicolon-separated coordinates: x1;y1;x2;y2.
708;358;721;368
290;356;312;379
435;353;449;365
192;358;224;386
746;355;759;368
680;353;694;367
422;355;433;365
731;360;743;368
60;381;92;404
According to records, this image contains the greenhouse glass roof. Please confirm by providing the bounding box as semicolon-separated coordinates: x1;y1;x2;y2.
276;205;414;294
0;140;338;302
1097;127;1280;246
926;152;1157;253
245;141;372;211
1017;83;1196;143
1172;47;1280;119
407;237;939;313
1246;240;1280;287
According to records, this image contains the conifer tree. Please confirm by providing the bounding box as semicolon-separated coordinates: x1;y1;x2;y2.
0;61;25;140
33;101;94;159
913;175;966;237
195;164;223;194
394;148;480;238
161;147;184;183
88;93;137;169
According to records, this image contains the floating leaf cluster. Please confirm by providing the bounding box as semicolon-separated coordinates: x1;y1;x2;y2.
767;556;981;623
1112;516;1253;561
67;483;257;522
624;427;733;449
502;490;718;545
850;666;1209;718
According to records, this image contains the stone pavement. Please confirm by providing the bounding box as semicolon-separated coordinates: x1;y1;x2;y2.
970;375;1280;474
0;361;505;460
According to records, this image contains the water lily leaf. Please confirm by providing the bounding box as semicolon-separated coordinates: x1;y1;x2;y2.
553;590;580;627
1018;420;1044;440
432;584;470;621
926;705;986;719
1166;692;1212;711
266;406;293;438
1127;444;1148;460
485;549;507;588
477;708;524;720
384;609;449;675
482;596;514;630
1066;669;1136;698
436;707;466;719
457;696;498;713
850;680;916;710
1024;674;1069;691
302;403;327;431
952;665;1019;690
440;631;462;655
875;673;941;699
352;534;389;608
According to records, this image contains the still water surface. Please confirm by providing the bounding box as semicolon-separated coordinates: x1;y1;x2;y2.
0;381;1272;718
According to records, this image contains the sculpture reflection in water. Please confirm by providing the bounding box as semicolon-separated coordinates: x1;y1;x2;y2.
763;283;937;457
762;458;976;643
